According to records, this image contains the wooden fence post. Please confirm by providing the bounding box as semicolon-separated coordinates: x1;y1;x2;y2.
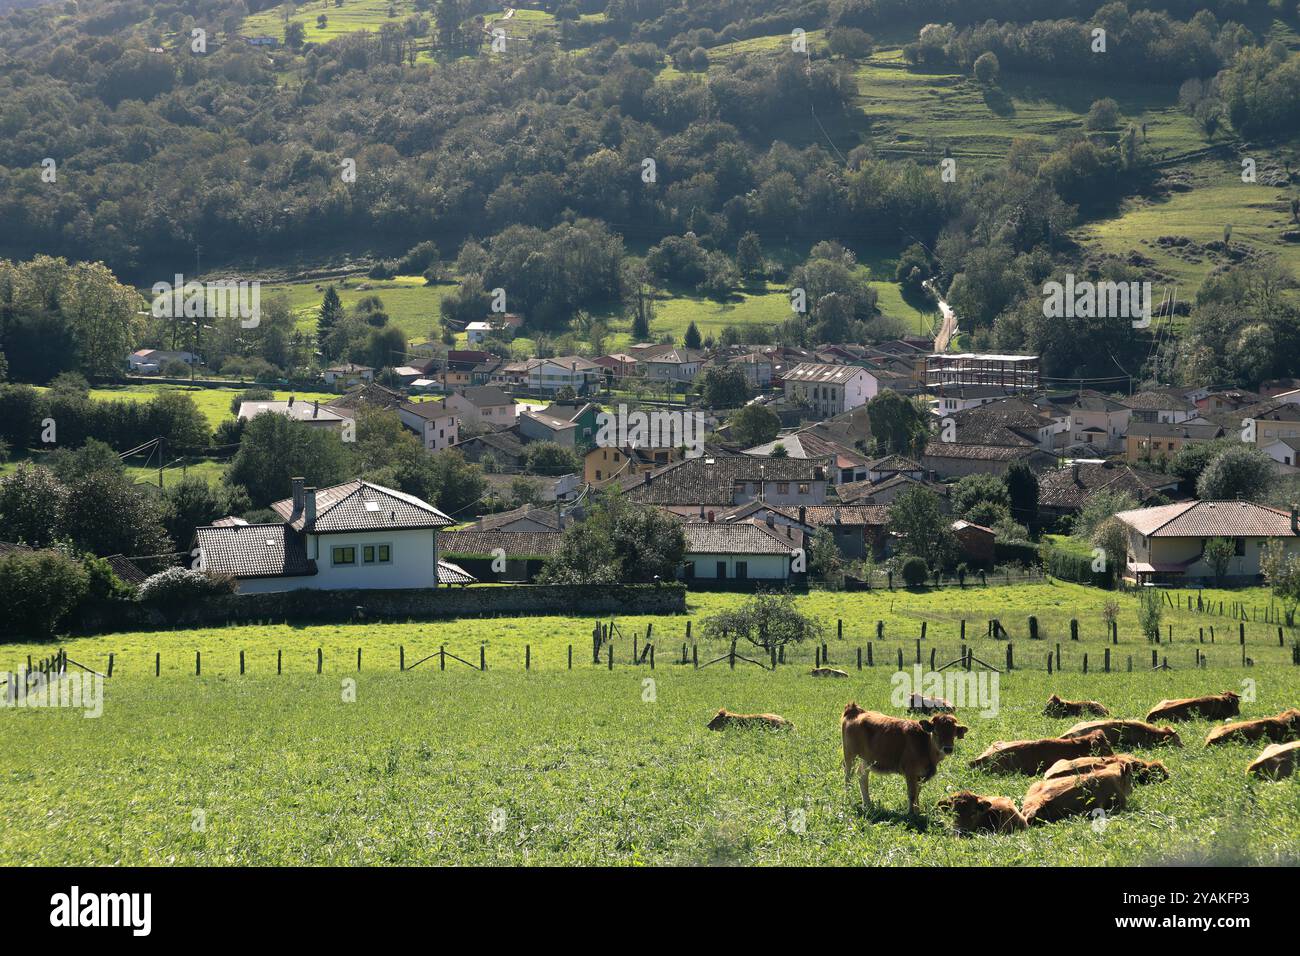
693;644;698;668
920;622;927;641
1083;653;1088;674
1006;643;1014;671
278;649;282;675
1151;649;1158;668
1055;643;1061;669
1047;650;1052;674
399;646;404;671
240;650;245;675
440;646;446;671
107;653;114;678
960;619;965;641
357;648;361;671
196;651;201;676
915;639;921;664
526;645;530;671
568;645;572;670
867;643;873;667
929;648;936;670
897;647;904;670
482;646;487;671
155;652;160;677
608;644;614;670
1104;648;1110;672
857;647;862;670
1070;619;1078;642
838;619;843;641
317;648;323;674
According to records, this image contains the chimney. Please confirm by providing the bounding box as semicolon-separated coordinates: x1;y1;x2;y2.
304;487;317;530
766;513;775;528
1292;508;1298;535
799;506;807;526
291;477;305;520
288;395;295;408
1072;462;1080;483
707;510;715;523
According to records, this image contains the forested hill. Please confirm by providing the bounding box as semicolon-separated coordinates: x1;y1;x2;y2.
1;0;1300;387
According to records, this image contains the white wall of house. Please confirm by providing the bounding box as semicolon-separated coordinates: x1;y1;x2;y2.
235;528;440;593
681;553;790;580
398;406;458;452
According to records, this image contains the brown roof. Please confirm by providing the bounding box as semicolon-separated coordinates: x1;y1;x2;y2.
193;524;314;578
440;529;564;558
1115;501;1299;538
325;382;405;413
922;442;1042;461
801;505;890;527
271;480;453;533
1037;463;1175;510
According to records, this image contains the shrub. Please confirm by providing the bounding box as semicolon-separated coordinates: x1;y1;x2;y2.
137;567;236;607
900;556;929;588
0;549;90;639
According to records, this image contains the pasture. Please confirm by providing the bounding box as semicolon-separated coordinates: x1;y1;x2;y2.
2;584;1297;865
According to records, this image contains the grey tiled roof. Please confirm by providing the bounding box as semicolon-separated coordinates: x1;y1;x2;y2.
470;504;563;532
624;455;832;506
194;524;314;578
440;530;564;558
437;559;477;584
683;520;801;555
1037;463;1175;510
272;480;454;533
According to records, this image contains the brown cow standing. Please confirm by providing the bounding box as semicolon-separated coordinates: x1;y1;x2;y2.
1204;709;1300;747
841;702;968;815
707;709;792;730
935;791;1029;834
1043;694;1110;718
1043;753;1169;785
1063;719;1182;749
1145;691;1239;723
1022;762;1134;825
1246;740;1300;780
969;731;1112;775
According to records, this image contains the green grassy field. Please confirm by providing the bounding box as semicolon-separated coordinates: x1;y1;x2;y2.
68;384;339;430
2;584;1296;865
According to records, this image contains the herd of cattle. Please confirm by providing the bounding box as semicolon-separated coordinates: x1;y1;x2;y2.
709;688;1300;834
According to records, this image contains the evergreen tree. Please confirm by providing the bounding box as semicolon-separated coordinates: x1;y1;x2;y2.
683;321;702;350
317;286;345;360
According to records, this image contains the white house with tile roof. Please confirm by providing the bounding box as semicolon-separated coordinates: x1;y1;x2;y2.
193;478;471;593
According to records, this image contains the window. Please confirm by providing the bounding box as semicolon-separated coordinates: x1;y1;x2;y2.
362;544;392;565
736;561;748;580
716;561;727;579
777;482;790;495
332;546;356;566
1234;538;1246;557
798;483;810;495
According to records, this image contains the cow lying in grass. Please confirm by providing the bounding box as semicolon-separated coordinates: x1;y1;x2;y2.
906;693;955;713
1204;709;1300;747
707;709;792;730
1063;719;1182;749
969;731;1112;775
1246;740;1300;780
841;702;967;815
809;667;849;678
1043;694;1110;718
1022;762;1133;825
1043;753;1169;785
935;791;1028;834
1145;691;1239;723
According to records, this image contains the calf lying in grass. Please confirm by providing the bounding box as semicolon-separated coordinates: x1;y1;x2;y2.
935;791;1028;834
1204;709;1300;747
809;667;849;678
707;709;792;730
906;693;954;713
969;731;1112;775
1247;740;1300;780
1145;691;1239;723
1022;762;1133;825
1043;753;1169;785
1043;694;1110;718
1063;720;1182;749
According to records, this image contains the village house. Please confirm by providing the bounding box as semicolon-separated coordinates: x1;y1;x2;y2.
931;385;1021;416
1124;419;1225;464
742;429;869;484
398;398;459;452
636;345;704;384
323;363;374;388
1114;500;1300;586
443;386;518;428
623;455;831;512
465;321;494;345
1035;461;1180;525
1123;388;1198;425
237;398;348;431
584;445;680;485
921;441;1057;478
781;363;879;418
835;472;951;509
194;478;471;593
127;348;200;373
679;518;802;584
438;528;562;583
452;429;528;470
1060;390;1132;453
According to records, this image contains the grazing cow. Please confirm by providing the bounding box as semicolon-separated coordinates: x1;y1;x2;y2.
1246;740;1300;780
1042;694;1110;718
969;731;1112;775
906;692;955;713
1022;762;1133;825
1043;753;1169;785
841;702;968;815
935;791;1029;834
706;709;791;731
1062;719;1182;749
809;667;849;678
1204;709;1300;747
1145;691;1240;723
